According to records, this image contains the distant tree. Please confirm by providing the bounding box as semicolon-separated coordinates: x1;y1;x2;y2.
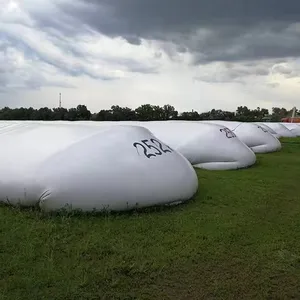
178;111;200;120
76;105;91;120
271;107;288;121
52;107;68;120
110;105;136;121
0;107;12;120
162;104;178;120
37;107;53;120
234;106;269;122
90;113;98;121
0;103;289;123
66;108;78;121
135;104;156;121
94;109;113;121
235;106;252;121
206;109;235;120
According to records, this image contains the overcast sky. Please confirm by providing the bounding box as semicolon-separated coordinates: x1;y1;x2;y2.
1;0;300;113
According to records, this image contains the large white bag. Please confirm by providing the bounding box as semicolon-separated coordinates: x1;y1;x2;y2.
262;122;296;138
204;121;282;153
66;120;256;170
0;123;198;212
280;122;300;136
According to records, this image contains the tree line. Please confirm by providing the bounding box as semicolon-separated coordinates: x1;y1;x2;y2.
0;104;296;122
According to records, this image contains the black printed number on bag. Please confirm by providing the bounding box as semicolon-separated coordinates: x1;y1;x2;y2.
150;138;172;153
257;125;268;133
133;139;173;158
220;128;236;138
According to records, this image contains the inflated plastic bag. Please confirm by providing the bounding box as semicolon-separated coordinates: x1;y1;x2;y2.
0;123;198;212
70;120;257;170
204;120;282;153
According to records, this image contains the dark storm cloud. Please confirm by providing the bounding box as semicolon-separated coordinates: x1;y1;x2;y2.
49;0;300;63
61;0;300;37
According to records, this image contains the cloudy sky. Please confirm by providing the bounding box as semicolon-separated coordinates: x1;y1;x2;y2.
1;0;300;113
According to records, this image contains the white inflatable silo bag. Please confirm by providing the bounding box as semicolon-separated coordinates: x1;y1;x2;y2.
263;122;296;137
141;121;256;170
254;123;281;138
73;120;256;170
203;121;281;153
280;122;300;136
0;123;198;212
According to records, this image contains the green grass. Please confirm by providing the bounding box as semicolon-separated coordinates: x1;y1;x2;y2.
2;138;300;300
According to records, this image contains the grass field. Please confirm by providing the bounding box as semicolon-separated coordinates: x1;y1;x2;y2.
1;138;300;300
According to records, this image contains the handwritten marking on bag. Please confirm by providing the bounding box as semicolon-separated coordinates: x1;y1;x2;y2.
220;128;236;138
133;138;173;158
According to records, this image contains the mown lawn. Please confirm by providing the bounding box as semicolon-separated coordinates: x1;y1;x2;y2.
1;138;300;300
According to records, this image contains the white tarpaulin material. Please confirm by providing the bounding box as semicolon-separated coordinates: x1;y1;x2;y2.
262;122;296;137
69;120;256;170
0;122;198;212
253;123;281;139
280;123;300;136
202;121;282;153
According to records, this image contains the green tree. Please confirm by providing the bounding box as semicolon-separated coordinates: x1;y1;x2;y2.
111;105;136;121
66;108;78;121
135;104;155;121
52;107;68;120
76;105;91;120
162;104;178;120
271;107;288;121
178;111;200;120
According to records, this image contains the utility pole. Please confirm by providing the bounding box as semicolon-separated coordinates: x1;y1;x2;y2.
59;93;62;108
